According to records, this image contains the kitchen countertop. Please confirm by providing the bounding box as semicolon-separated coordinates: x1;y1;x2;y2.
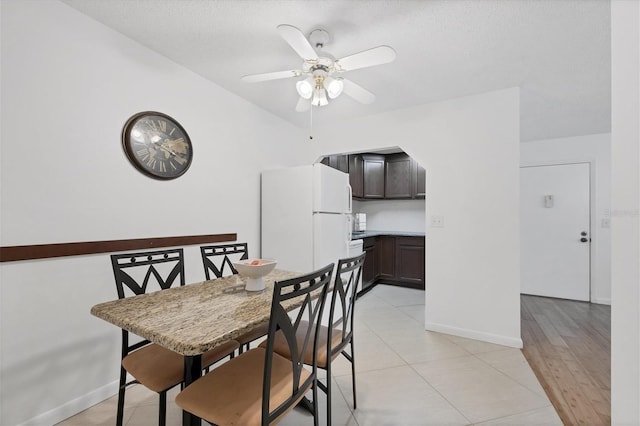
351;230;425;240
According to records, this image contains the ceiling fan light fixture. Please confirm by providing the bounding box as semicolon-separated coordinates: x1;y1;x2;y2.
324;76;344;99
296;78;314;99
312;87;328;106
242;25;396;112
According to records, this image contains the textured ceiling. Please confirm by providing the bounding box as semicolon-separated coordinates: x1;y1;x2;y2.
62;0;611;142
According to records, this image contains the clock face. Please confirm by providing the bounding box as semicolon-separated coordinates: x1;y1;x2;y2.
122;112;193;180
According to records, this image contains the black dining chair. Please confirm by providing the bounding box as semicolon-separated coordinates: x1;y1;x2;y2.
200;243;268;352
262;252;365;425
111;248;240;426
175;263;334;426
200;242;248;280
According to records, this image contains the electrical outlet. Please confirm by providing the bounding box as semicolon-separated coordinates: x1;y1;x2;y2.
430;215;444;228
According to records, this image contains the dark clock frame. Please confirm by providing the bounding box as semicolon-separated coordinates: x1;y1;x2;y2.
121;111;193;180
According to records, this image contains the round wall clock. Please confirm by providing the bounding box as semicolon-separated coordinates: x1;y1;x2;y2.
121;111;193;180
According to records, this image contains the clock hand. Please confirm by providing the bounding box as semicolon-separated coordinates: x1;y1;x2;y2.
157;143;180;157
156;143;187;165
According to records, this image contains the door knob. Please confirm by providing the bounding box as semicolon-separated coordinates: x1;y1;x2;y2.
580;237;589;243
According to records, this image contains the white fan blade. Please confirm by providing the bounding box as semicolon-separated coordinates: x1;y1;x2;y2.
277;24;318;61
241;70;300;83
342;79;376;104
336;46;396;71
296;96;311;112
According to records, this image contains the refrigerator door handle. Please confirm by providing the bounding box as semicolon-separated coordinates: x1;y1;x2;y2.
347;184;352;214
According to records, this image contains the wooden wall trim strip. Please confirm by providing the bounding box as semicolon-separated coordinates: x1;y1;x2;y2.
0;233;237;262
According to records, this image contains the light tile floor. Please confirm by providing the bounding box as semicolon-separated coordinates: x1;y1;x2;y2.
58;285;562;425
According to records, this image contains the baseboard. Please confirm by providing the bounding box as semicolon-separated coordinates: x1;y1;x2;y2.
425;321;523;348
17;380;118;426
591;297;611;305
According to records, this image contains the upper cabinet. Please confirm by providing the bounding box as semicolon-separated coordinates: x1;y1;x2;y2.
349;154;364;198
320;154;349;173
321;152;425;200
348;154;385;199
385;153;413;198
385;152;425;199
362;154;385;199
413;160;426;199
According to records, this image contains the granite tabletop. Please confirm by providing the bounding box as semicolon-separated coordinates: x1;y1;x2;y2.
91;269;301;356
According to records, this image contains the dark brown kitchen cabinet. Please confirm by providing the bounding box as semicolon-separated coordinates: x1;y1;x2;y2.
363;235;425;291
377;236;396;280
356;235;425;294
413;161;426;199
321;155;349;173
350;154;385;199
362;154;385;199
396;237;425;288
349;154;364;198
386;153;425;199
333;155;349;173
362;237;378;290
337;152;425;200
385;153;413;198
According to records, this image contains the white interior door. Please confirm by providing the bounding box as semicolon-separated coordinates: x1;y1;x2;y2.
520;163;591;301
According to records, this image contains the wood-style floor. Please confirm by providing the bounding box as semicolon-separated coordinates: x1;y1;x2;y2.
521;295;611;426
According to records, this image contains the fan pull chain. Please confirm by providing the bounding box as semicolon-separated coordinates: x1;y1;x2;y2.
309;104;314;140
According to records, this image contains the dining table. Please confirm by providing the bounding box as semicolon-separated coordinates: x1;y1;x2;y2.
91;268;302;426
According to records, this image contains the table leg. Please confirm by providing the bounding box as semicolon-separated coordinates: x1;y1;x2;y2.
183;355;202;426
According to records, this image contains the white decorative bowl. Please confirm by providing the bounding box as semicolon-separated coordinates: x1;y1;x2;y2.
232;259;277;291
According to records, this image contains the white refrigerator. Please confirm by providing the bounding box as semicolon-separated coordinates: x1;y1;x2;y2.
261;163;352;273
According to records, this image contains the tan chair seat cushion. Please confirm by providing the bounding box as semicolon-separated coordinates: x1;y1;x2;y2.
259;320;343;368
122;340;239;393
175;347;311;426
236;322;269;346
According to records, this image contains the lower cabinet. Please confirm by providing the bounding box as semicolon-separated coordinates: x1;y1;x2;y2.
396;237;425;288
362;238;377;291
377;236;396;280
359;235;425;293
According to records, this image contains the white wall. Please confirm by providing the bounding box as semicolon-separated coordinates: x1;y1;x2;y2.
521;133;611;304
611;1;640;423
352;199;425;232
312;88;522;348
0;1;307;424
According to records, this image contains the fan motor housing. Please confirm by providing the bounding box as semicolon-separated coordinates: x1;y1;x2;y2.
309;28;330;49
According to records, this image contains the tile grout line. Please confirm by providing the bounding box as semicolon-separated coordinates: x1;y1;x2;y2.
469;350;561;420
405;361;475;425
471;348;553;398
468;404;559;426
358;299;475;425
364;302;555;426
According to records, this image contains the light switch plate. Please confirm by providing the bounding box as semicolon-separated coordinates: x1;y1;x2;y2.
430;215;444;228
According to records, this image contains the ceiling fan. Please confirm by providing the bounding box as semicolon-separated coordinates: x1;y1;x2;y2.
241;24;396;112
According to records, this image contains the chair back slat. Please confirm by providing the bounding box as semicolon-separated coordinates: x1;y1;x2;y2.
262;263;334;424
328;253;366;356
110;248;186;358
111;249;185;299
200;243;248;280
